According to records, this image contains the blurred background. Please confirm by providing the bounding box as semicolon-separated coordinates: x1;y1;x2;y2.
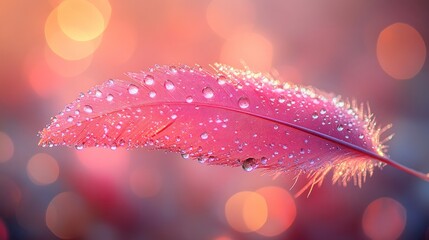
0;0;428;239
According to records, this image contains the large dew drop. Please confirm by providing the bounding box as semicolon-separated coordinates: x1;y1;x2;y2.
144;75;154;85
202;87;214;99
83;105;93;113
242;158;257;172
128;84;139;95
238;97;250;109
164;80;175;91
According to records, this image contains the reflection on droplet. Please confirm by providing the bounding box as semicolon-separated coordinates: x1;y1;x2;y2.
320;108;327;115
67;116;74;122
362;197;406;240
337;124;344;131
359;134;365;139
149;91;157;98
186;96;194;103
164;80;175;91
238;97;250;109
312;112;319;119
75;145;83;150
217;75;227;85
261;157;268;165
242;158;256;172
200;132;209;140
83;105;93;113
95;90;102;97
106;94;114;102
128;84;139;95
202;87;214;99
144;75;154;85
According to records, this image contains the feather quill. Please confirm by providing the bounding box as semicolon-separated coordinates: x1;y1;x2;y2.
39;64;429;195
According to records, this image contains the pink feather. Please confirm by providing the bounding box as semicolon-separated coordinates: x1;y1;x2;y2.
39;63;429;195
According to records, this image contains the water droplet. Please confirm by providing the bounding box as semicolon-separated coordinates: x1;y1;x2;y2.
273;125;279;130
278;96;285;103
217;75;226;85
202;87;214;99
169;66;178;74
261;157;268;165
242;158;256;172
149;91;157;98
312;112;319;119
128;84;139;95
67;116;74;122
171;114;177;120
238;97;249;109
164;80;175;91
320;108;327;115
110;144;117;150
337;124;344;131
75;145;83;150
310;160;315;165
288;153;294;158
181;153;190;159
200;132;208;140
106;94;114;102
144;75;154;85
198;157;207;163
359;134;365;139
95;90;102;97
83;105;93;113
186;96;193;103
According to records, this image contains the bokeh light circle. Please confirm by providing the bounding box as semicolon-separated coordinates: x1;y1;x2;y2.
0;132;14;163
45;8;102;60
377;23;426;80
46;192;92;239
362;197;406;240
57;0;105;41
256;186;296;237
224;191;268;232
26;153;59;185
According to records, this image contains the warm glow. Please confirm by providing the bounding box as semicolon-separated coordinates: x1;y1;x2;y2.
25;57;61;98
74;148;130;179
206;0;254;38
377;23;426;80
362;197;406;240
220;31;273;72
224;191;268;232
256;186;296;237
45;8;102;60
93;20;137;67
129;165;162;198
0;131;14;163
44;45;93;77
27;153;59;185
57;0;106;41
46;192;92;239
242;192;268;231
